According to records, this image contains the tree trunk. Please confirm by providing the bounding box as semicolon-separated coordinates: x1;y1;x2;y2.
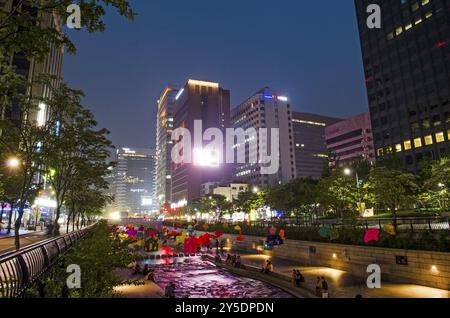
66;211;71;234
72;211;76;232
392;205;398;230
7;203;14;234
14;202;26;250
0;203;5;231
53;205;62;236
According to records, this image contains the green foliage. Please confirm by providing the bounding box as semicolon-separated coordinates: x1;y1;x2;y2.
27;221;137;298
0;0;135;59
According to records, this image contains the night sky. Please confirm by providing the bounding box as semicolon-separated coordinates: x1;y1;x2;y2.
62;0;368;150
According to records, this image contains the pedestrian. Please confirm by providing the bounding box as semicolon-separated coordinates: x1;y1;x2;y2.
295;270;305;286
165;282;175;298
235;255;242;268
142;264;150;276
225;254;232;264
219;238;225;255
321;276;329;298
315;277;322;297
132;262;141;275
231;254;237;266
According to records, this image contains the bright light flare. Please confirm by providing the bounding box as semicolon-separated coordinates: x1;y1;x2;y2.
6;157;20;168
109;212;121;221
193;148;220;167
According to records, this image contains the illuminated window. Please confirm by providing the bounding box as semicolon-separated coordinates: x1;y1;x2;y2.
395;144;402;152
414;138;422;148
424;135;433;145
422;0;430;5
386;146;393;154
435;132;444;143
377;148;384;156
404;140;412;150
425;12;433;19
395;26;403;35
387;32;394;40
415;18;422;25
405;23;413;30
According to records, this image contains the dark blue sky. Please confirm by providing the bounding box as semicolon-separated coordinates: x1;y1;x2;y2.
63;0;369;149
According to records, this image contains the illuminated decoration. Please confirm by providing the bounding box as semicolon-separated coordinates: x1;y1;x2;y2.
383;224;396;236
292;119;326;127
277;96;288;102
364;228;380;244
193;148;220;167
34;197;57;208
175;88;184;100
436;40;448;48
37;102;46;127
264;94;274;100
187;79;219;88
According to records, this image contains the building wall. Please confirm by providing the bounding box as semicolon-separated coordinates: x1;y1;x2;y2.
213;183;249;202
292;112;342;179
325;112;375;167
171;79;232;203
231;87;296;186
204;231;450;290
156;86;179;206
355;0;450;171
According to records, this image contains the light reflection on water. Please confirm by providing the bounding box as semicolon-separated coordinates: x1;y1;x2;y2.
144;256;293;299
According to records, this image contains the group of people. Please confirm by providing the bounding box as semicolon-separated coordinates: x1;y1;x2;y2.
292;270;305;286
132;263;156;282
315;276;329;297
225;254;243;268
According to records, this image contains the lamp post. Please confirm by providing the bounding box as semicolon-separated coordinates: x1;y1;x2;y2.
344;168;363;215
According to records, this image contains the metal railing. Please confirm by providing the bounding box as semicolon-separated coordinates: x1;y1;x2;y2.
0;226;92;298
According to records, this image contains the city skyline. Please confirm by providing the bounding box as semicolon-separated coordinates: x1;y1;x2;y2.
62;0;369;149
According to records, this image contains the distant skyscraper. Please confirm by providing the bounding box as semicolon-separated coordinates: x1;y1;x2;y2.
231;87;296;186
171;79;231;204
155;86;179;206
113;147;157;214
325;112;375;167
355;0;450;171
292;112;342;179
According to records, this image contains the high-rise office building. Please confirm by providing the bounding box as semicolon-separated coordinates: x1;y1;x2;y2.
355;0;450;171
155;86;179;207
231;87;296;186
171;79;231;204
325;112;376;167
1;0;64;125
292;112;342;179
113;147;157;214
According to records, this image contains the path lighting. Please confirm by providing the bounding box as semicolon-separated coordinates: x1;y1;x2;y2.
253;187;260;194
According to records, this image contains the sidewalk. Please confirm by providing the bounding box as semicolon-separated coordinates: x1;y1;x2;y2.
211;249;450;298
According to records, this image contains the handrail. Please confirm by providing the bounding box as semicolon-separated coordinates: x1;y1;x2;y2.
0;225;94;298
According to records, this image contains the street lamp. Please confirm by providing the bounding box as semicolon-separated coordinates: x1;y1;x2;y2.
344;168;363;215
253;187;260;194
6;157;20;169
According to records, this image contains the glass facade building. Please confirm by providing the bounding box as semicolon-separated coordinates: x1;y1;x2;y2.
355;0;450;171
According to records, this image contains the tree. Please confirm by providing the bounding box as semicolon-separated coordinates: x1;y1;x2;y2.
0;0;135;60
421;157;450;212
318;170;358;219
43;83;113;235
0;76;60;249
366;166;419;228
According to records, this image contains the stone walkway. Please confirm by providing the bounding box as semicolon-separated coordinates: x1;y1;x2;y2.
214;250;449;298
